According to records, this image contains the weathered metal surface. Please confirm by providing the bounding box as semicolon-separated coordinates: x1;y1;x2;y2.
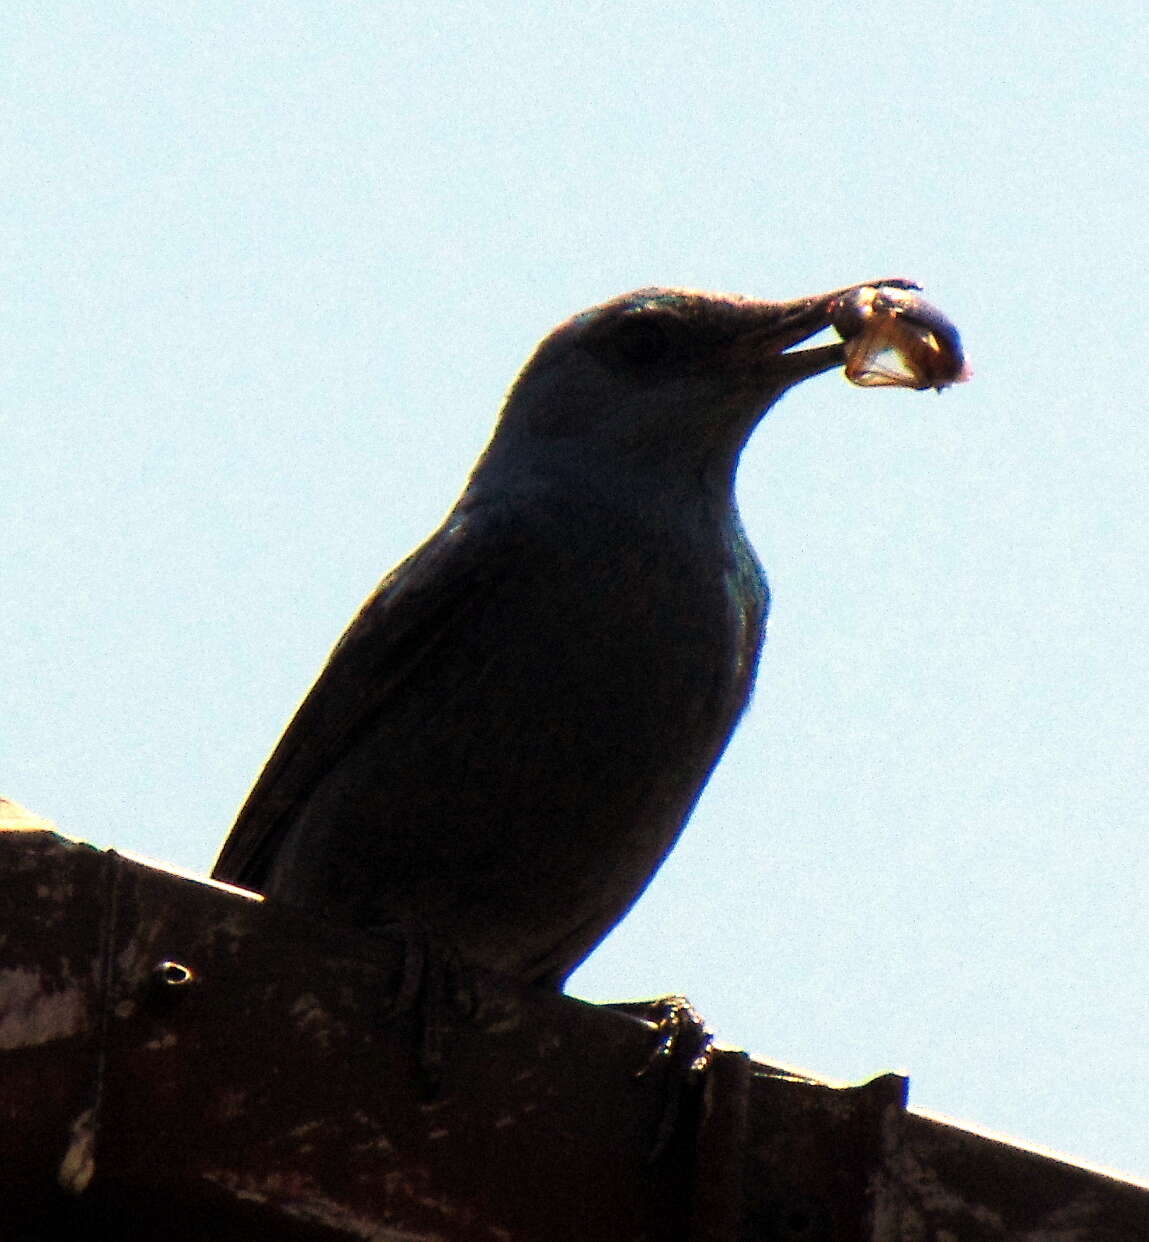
742;1064;907;1241
0;829;108;1218
3;829;1148;1240
2;829;701;1240
894;1110;1149;1241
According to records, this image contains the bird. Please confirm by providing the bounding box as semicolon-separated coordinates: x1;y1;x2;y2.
212;280;915;992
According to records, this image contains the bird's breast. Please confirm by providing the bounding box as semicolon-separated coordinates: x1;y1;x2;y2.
495;498;766;749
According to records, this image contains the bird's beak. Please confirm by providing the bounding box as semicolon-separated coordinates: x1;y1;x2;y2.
744;278;923;385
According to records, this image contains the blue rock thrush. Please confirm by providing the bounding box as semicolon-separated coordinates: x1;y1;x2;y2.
212;281;918;990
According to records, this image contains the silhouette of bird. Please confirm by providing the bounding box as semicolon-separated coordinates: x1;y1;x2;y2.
213;281;916;990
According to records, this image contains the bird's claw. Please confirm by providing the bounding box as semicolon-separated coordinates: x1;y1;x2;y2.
369;919;475;1094
634;994;714;1079
609;994;714;1161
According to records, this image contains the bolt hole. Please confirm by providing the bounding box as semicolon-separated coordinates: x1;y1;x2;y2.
153;959;195;988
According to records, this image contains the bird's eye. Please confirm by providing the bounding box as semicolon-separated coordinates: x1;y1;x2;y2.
611;313;672;365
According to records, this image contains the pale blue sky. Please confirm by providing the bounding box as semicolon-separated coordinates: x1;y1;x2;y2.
4;2;1148;1181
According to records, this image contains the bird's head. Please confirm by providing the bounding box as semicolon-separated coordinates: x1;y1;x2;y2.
487;282;919;489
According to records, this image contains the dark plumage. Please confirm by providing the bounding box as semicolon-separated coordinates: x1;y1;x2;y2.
213;282;903;989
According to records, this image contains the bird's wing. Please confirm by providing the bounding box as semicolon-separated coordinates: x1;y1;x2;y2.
211;508;512;885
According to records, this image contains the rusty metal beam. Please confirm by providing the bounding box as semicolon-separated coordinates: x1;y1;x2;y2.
2;829;1146;1240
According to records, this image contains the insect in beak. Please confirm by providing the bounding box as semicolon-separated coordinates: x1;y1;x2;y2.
830;286;972;392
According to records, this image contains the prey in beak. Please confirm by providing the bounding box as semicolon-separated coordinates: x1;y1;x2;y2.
743;276;932;386
661;277;970;394
829;284;971;391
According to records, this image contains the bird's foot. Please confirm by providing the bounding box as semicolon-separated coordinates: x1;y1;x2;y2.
369;919;518;1096
633;994;715;1078
369;919;470;1093
608;994;714;1160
